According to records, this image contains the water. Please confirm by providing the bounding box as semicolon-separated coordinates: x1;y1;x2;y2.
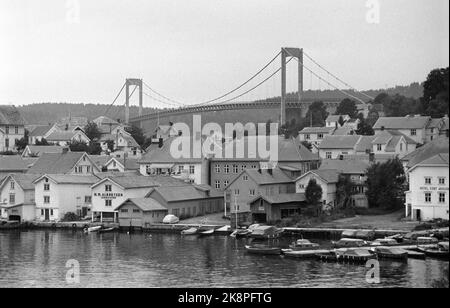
0;230;447;288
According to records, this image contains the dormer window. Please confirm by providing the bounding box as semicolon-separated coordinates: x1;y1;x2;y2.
10;181;15;190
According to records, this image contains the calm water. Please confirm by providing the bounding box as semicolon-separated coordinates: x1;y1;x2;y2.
0;230;448;288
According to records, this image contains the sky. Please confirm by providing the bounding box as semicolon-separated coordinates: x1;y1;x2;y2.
0;0;449;108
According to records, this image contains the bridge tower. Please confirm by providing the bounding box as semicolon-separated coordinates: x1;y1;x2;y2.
125;78;143;124
280;47;303;126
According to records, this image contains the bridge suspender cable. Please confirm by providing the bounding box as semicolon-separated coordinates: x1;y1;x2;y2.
142;81;185;107
303;51;375;100
104;82;126;116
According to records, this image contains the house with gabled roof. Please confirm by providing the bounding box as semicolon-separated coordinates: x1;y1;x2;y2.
325;114;351;128
28;125;53;145
0;173;41;221
46;130;90;146
0;156;28;180
21;145;70;158
298;127;336;151
371;130;417;158
295;169;340;210
318;135;361;159
0;106;26;152
27;151;101;175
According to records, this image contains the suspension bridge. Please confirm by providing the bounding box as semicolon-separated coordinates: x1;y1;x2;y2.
103;47;374;135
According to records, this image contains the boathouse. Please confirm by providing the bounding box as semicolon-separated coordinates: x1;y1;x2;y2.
115;198;168;228
248;193;306;223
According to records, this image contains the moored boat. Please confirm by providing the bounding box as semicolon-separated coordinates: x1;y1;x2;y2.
84;226;102;233
198;229;215;236
373;247;408;261
230;229;251;238
244;244;281;255
288;239;320;250
371;238;399;246
181;227;198;235
98;227;116;233
248;226;283;239
335;248;377;263
417;242;449;260
331;238;369;248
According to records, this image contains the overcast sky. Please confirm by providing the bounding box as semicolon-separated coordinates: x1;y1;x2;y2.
0;0;448;108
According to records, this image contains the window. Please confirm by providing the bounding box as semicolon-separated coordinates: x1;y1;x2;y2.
9;194;15;204
41;209;44;216
5;126;9;134
44;177;49;183
425;192;431;203
105;200;112;207
234;189;240;195
86;166;91;173
44;196;50;204
249;189;255;196
251;165;257;169
241;165;246;171
133;209;140;213
410;129;417;136
439;177;446;185
425;177;432;185
10;181;14;190
243;175;249;181
189;165;195;174
120;209;128;213
5;138;9;148
224;165;230;174
400;143;403;151
233;164;239;174
85;196;92;203
439;193;446;203
178;165;185;174
215;164;220;173
298;184;305;190
50;209;53;216
215;180;221;189
15;126;18;134
377;144;382;151
105;185;112;192
326;152;332;159
305;134;310;140
318;133;324;139
44;184;50;191
224;180;229;187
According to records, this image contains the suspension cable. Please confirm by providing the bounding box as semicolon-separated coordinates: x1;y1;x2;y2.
143;81;185;107
104;82;126;116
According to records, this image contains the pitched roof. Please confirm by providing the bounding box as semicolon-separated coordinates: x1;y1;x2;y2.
401;136;449;168
27;152;89;174
355;136;377;152
24;145;69;156
116;198;167;212
250;193;306;205
326;115;349;123
0;156;28;171
319;135;361;149
34;174;99;185
139;136;205;164
0;106;26;125
299;169;340;184
319;159;370;175
333;126;355;136
46;130;87;142
416;153;449;166
93;175;189;190
426;118;444;129
151;185;209;202
245;168;293;185
29;125;53;137
0;173;41;190
299;127;335;134
373;116;431;130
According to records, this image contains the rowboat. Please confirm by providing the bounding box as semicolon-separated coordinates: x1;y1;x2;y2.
181;227;198;235
373;247;408;261
84;226;102;233
230;229;251;238
288;239;320;250
331;238;369;248
198;229;215;236
244;245;281;255
417;242;449;260
98;227;116;233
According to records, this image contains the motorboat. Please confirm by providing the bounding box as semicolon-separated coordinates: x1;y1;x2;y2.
230;229;252;238
244;244;281;255
248;226;283;239
370;238;399;246
215;225;231;234
417;242;449;260
181;227;198;235
98;227;116;233
331;238;369;248
198;229;215;236
84;226;102;233
373;247;408;261
162;214;180;224
288;239;320;250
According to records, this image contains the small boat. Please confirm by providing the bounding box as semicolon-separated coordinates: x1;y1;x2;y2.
335;248;377;263
181;227;198;235
331;238;368;248
215;225;231;234
374;247;408;261
371;238;399;246
84;226;102;233
98;227;116;233
230;229;251;238
416;237;439;245
248;226;283;239
162;214;179;224
244;244;281;255
288;239;320;251
198;229;215;236
417;242;449;260
283;249;330;259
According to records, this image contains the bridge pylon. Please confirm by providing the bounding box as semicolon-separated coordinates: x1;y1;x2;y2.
281;47;303;126
125;78;143;124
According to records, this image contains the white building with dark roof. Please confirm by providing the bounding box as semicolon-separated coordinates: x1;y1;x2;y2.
325;114;351;128
27;151;100;175
21;145;70;158
0;106;26;152
298;127;336;151
318;135;361;159
295;169;339;210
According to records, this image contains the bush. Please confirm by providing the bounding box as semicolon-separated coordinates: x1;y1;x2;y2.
62;212;79;222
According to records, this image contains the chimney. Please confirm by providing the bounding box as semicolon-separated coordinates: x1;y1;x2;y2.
381;126;385;131
158;138;163;148
268;168;273;176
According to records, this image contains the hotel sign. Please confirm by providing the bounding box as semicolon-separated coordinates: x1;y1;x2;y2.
93;192;123;199
419;186;449;191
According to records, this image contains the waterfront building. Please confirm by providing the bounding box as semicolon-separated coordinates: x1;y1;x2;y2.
115;198;169;227
28;125;53;145
139;136;209;185
405;153;449;221
0;156;28;179
0;106;26;152
295;169;339;210
210;136;319;192
144;184;224;220
225;167;295;214
325;114;351;128
33;174;98;221
372;115;444;145
298;127;336;152
91;175;187;222
46;130;91;147
27;151;101;175
318;159;371;208
248;193;306;223
0;173;40;221
21;145;69;158
318;135;361;159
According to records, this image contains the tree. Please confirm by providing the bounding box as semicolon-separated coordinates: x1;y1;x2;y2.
84;122;102;141
15;129;29;152
305;179;323;206
87;142;102;155
365;158;406;210
105;140;115;152
305;101;328;127
336;98;358;118
35;138;50;146
421;68;449;118
336;175;355;209
125;125;146;147
338;115;345;127
68;141;89;153
356;118;375;136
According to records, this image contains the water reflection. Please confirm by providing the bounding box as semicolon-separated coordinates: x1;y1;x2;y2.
0;230;447;288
